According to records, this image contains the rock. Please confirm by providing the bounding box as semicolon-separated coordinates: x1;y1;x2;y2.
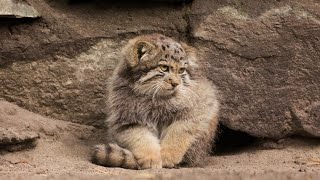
0;128;38;152
294;102;320;137
0;128;38;145
0;100;95;151
189;4;320;138
0;100;44;151
0;40;121;126
0;0;39;18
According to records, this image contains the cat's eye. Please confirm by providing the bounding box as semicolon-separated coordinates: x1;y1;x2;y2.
178;68;186;74
159;65;169;72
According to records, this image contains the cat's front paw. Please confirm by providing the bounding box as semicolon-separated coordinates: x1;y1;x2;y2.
137;155;162;169
161;149;182;168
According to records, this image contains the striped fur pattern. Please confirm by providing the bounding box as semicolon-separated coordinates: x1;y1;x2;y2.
92;34;219;169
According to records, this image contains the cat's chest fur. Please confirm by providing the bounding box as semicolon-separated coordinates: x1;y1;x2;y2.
113;92;190;126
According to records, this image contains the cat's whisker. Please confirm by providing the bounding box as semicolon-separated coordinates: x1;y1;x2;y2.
149;83;159;95
152;84;161;102
138;83;157;95
185;87;199;99
180;87;198;106
143;85;152;94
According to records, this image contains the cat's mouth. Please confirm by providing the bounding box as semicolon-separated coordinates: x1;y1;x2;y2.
158;88;178;97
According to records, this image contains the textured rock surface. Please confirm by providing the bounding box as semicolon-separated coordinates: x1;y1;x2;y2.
0;100;47;151
0;100;95;151
0;0;320;138
189;2;320;138
0;0;39;18
0;128;39;151
0;40;121;125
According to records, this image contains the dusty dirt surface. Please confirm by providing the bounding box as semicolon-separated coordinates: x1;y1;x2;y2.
1;101;320;180
1;133;320;180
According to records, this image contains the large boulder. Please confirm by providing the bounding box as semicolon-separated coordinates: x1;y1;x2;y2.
0;39;121;126
0;100;58;151
189;2;320;138
0;0;39;18
0;100;95;151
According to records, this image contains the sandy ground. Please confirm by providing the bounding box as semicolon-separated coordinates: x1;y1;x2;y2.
1;116;320;180
0;101;319;180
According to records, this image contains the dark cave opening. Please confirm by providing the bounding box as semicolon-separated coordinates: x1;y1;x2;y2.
214;123;259;155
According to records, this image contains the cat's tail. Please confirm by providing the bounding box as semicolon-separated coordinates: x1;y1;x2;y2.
91;143;139;169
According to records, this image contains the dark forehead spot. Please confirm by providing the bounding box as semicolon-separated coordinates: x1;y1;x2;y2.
165;54;169;58
166;44;170;48
171;55;179;62
161;45;166;51
180;57;183;60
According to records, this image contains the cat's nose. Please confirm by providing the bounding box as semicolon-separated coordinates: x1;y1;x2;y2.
171;81;179;88
168;77;179;88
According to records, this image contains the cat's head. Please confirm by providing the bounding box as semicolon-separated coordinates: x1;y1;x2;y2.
121;34;200;99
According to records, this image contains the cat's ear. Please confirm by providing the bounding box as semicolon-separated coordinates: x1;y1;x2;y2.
134;41;157;64
123;40;158;67
181;42;199;68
